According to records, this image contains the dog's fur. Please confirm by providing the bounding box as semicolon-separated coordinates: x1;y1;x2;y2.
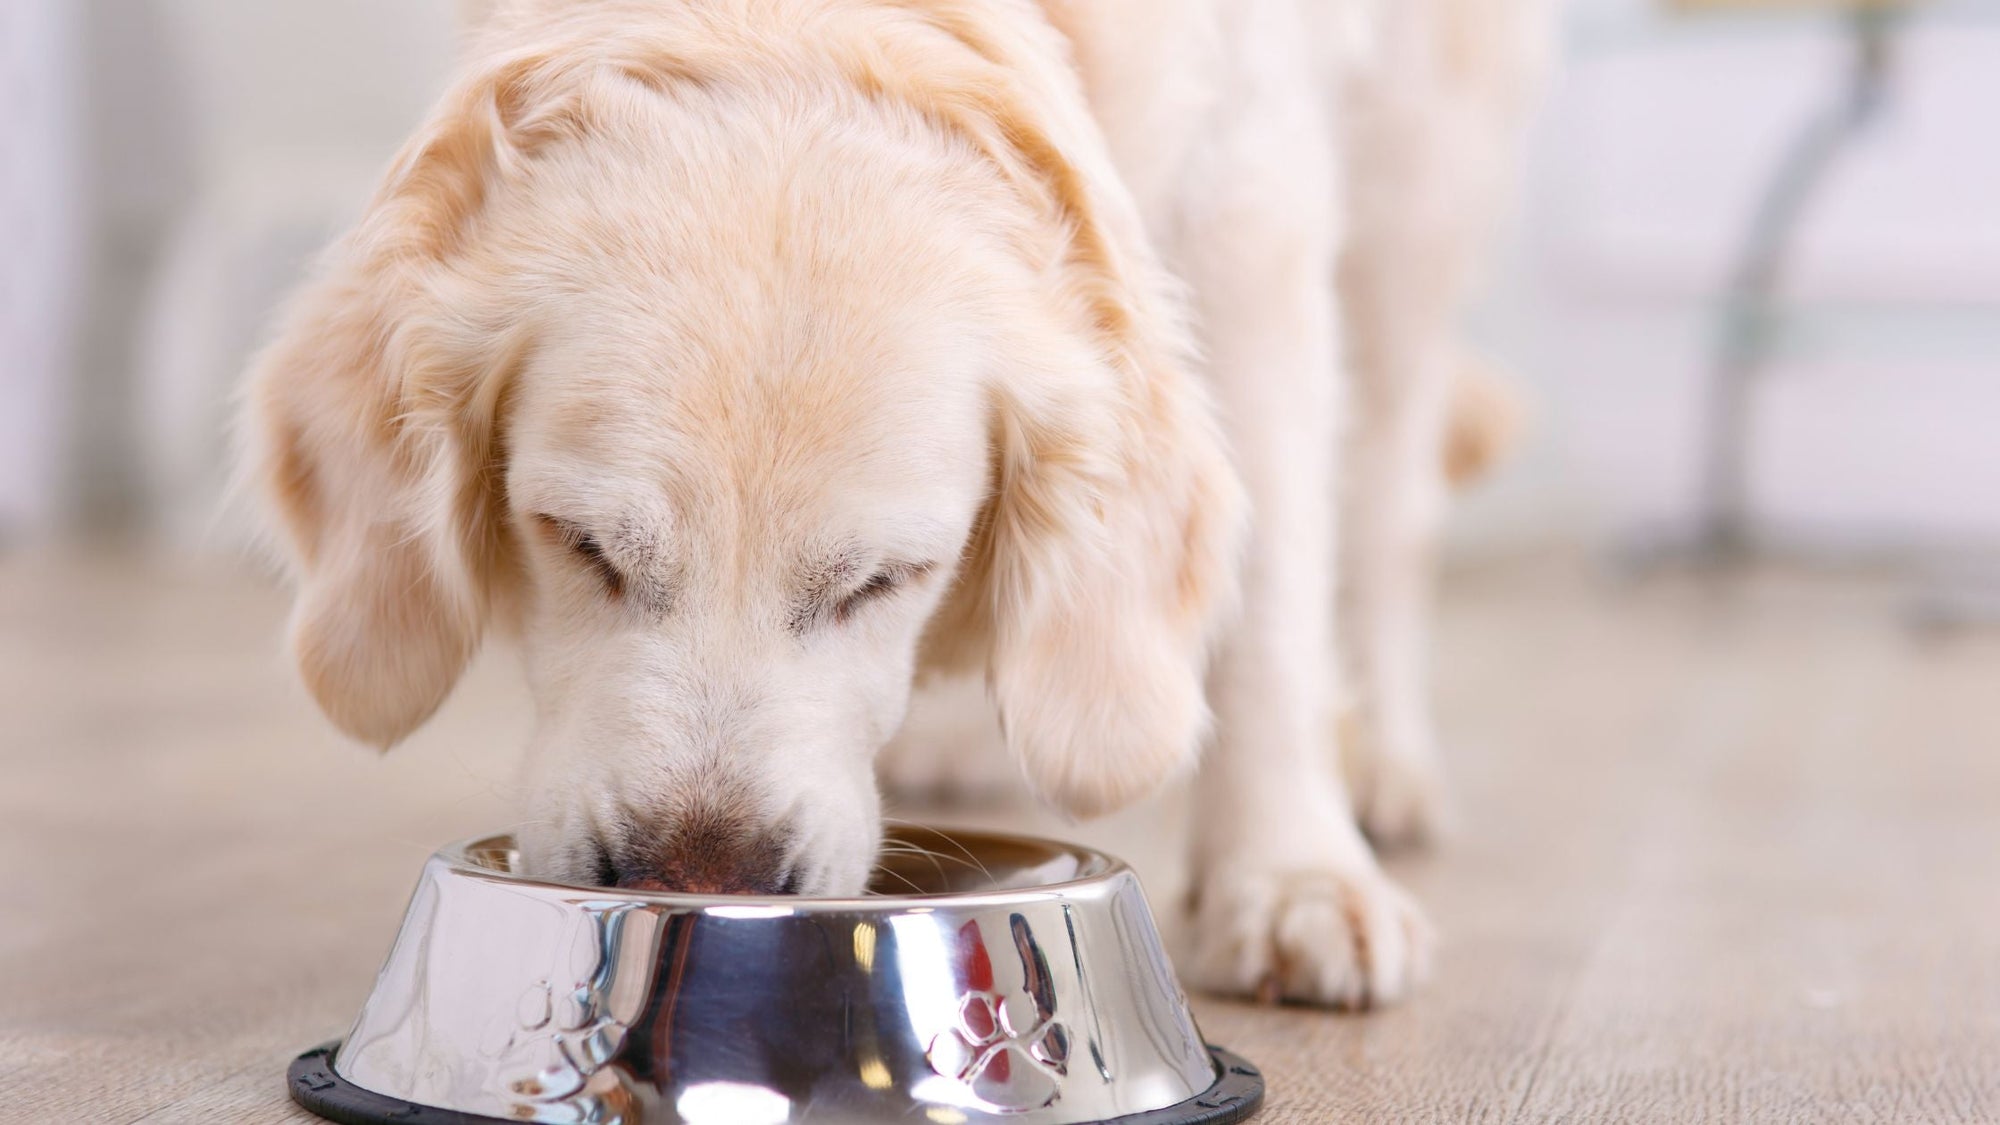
244;0;1543;1006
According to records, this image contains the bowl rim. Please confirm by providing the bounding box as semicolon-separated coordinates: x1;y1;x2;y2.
436;825;1138;914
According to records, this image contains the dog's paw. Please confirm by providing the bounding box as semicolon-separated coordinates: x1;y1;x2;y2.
1351;746;1450;850
1183;861;1433;1009
1341;710;1451;850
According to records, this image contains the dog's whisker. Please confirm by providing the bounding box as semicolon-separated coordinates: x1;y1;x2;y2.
921;831;994;881
878;835;994;883
880;821;993;874
868;862;926;896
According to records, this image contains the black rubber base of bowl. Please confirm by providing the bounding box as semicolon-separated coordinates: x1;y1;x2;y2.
290;1039;1263;1125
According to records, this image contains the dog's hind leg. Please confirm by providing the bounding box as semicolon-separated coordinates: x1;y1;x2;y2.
1334;0;1544;848
1337;269;1460;849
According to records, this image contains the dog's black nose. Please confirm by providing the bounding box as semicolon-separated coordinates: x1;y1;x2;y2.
606;811;796;895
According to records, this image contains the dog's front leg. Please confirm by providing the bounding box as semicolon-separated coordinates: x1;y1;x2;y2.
1170;71;1432;1010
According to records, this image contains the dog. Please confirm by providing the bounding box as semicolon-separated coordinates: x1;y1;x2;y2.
243;0;1543;1007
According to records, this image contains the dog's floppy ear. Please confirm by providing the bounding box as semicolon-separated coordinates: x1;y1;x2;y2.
241;56;560;747
975;332;1244;820
894;15;1247;818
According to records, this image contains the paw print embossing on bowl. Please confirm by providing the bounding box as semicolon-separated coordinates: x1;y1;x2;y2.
492;907;653;1117
923;914;1072;1112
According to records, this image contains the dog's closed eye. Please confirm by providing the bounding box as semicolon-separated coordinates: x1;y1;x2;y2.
833;566;919;622
535;514;625;598
790;559;937;632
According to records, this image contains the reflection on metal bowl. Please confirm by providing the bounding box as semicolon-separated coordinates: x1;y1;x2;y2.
288;826;1262;1125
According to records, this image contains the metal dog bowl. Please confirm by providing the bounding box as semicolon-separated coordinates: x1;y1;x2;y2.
290;827;1262;1124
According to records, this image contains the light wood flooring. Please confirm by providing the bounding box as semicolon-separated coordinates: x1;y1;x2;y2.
4;548;1997;1123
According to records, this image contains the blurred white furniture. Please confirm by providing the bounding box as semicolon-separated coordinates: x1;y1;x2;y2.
1663;1;1910;565
1478;0;2000;558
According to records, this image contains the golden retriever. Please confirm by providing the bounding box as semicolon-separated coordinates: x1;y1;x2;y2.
244;0;1543;1007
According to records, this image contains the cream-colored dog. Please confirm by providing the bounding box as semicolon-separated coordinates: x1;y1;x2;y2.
244;0;1541;1007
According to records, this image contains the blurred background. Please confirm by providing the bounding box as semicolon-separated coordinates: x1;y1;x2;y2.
5;0;1998;572
5;2;2000;1119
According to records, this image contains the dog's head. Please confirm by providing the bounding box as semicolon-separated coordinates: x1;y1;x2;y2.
242;8;1242;895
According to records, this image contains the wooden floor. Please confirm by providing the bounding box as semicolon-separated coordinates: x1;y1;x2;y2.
4;548;1998;1123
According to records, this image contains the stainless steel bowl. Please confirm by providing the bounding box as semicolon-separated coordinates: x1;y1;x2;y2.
289;827;1262;1125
